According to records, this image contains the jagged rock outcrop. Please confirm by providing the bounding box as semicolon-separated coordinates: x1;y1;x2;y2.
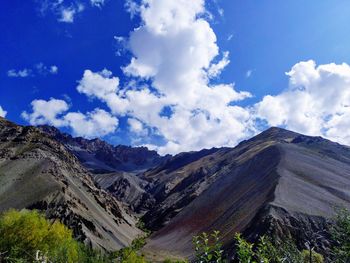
39;125;168;173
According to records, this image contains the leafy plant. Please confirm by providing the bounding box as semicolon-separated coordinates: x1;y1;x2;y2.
276;240;303;263
193;230;224;262
0;209;80;262
301;249;324;263
234;234;304;263
234;233;255;263
255;236;280;263
331;208;350;262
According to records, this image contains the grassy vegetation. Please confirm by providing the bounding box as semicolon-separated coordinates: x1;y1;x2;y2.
2;208;350;262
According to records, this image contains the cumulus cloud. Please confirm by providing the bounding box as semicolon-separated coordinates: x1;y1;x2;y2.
128;118;147;135
77;69;129;114
255;60;350;145
22;98;69;127
75;0;254;154
22;98;118;138
64;109;118;138
22;2;350;154
0;106;7;118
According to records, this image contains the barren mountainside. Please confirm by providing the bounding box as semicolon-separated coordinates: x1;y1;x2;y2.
142;127;350;258
0;117;142;251
39;125;167;173
2;117;350;261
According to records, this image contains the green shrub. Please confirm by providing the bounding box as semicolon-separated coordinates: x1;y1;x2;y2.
331;208;350;262
0;209;80;262
193;231;224;262
235;233;255;263
255;236;281;263
301;250;324;263
113;247;147;263
234;234;303;263
275;240;303;263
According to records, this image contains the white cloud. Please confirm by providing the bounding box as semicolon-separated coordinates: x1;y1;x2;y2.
128;118;147;135
59;4;84;23
38;0;85;23
218;8;224;17
208;51;230;78
74;0;254;154
8;64;58;77
22;98;69;127
227;34;233;41
125;0;140;18
22;98;118;138
7;69;32;78
36;63;59;75
0;106;7;117
64;109;118;138
246;70;253;78
90;0;105;8
255;60;350;145
50;65;58;74
77;69;129;114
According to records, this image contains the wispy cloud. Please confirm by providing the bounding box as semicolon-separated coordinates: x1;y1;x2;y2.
90;0;105;8
7;69;32;78
246;70;253;78
37;0;104;23
7;63;58;78
58;3;84;23
125;0;140;19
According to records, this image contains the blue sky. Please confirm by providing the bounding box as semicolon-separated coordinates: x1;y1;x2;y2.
1;0;350;154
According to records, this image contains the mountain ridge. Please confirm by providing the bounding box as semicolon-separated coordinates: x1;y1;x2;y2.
2;117;350;261
141;126;350;259
0;117;142;251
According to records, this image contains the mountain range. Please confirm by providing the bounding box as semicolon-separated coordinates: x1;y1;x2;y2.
1;117;350;260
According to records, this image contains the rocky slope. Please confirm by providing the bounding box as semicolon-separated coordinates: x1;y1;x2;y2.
142;127;350;258
0;117;142;251
39;125;167;173
8;119;350;260
39;125;166;214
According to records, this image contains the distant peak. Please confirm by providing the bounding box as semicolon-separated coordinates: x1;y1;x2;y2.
255;126;300;141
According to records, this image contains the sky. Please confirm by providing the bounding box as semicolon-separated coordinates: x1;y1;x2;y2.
1;0;350;155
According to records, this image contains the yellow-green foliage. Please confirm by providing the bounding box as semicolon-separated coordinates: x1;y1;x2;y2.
301;250;324;263
0;209;80;262
113;246;147;263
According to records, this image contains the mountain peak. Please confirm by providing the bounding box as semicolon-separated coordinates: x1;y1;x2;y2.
254;126;300;141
